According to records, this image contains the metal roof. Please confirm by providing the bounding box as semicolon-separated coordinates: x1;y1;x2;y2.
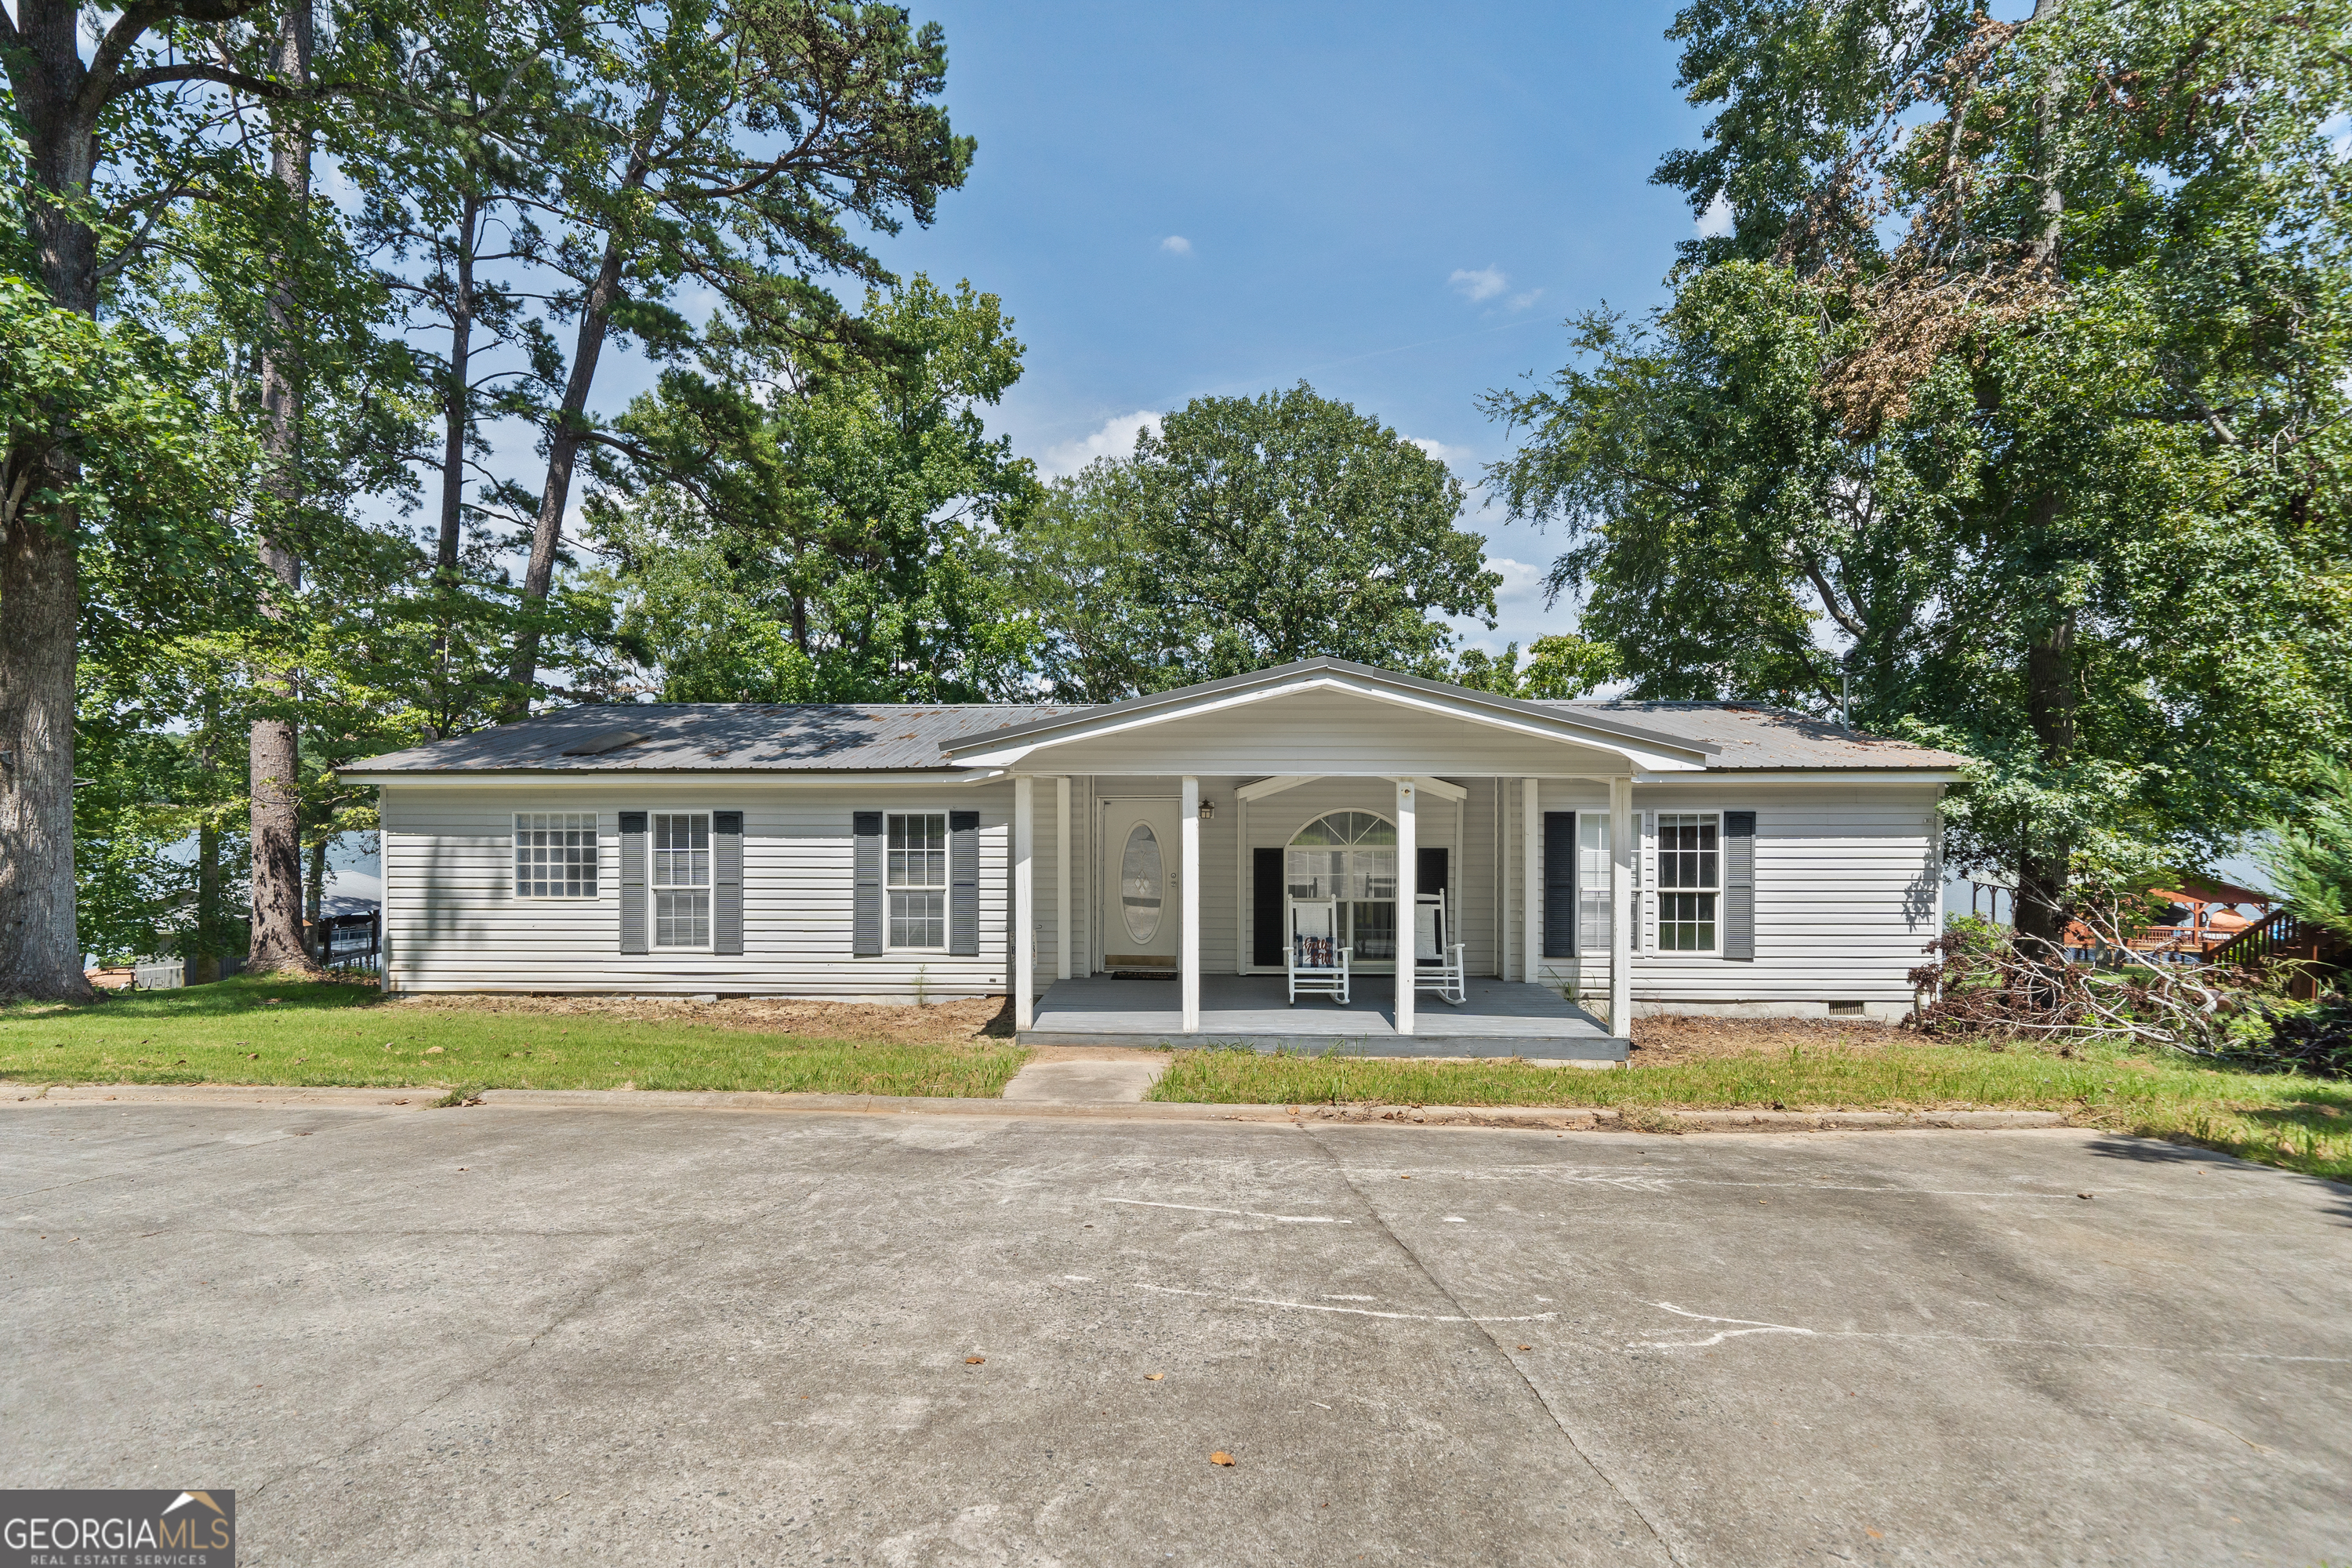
340;703;1078;775
340;687;1969;778
1536;702;1971;771
940;657;1719;760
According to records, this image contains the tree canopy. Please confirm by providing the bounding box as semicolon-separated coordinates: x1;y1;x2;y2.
1019;385;1499;698
1486;0;2352;945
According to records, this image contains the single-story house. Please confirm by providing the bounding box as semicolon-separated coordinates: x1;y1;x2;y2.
340;658;1966;1062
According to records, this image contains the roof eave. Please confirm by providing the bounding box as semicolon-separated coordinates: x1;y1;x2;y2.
942;659;1717;766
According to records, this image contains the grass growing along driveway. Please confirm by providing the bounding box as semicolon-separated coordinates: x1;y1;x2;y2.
1149;1041;2352;1181
5;977;2347;1184
0;975;1025;1099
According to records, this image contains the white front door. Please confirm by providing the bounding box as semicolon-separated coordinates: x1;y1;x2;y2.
1102;797;1182;974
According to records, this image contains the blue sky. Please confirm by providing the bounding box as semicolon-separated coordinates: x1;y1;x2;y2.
852;0;1722;652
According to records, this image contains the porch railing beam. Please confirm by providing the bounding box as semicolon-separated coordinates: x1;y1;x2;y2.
1054;775;1072;981
1396;778;1417;1036
1521;778;1541;985
1181;775;1201;1032
1014;775;1036;1031
1610;773;1633;1035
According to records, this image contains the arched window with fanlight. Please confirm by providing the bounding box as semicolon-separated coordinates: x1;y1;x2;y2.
1286;811;1399;965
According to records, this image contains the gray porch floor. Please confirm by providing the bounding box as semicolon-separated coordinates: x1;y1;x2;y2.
1020;974;1626;1061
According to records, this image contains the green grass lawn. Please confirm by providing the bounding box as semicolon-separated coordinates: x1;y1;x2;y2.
8;978;2346;1184
1147;1042;2352;1181
0;975;1026;1099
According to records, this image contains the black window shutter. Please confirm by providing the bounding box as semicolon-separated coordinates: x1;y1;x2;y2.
1723;810;1756;960
1542;811;1577;958
1417;846;1449;897
852;811;884;957
1251;847;1283;967
713;811;745;956
619;811;648;955
948;809;980;956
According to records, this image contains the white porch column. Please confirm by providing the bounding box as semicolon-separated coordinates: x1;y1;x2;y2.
1014;776;1036;1031
1395;779;1417;1036
1610;773;1633;1035
1054;775;1073;980
1180;775;1200;1032
1521;778;1541;985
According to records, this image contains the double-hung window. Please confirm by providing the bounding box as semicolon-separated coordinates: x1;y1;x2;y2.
651;812;711;948
887;811;949;950
514;813;597;898
1657;811;1720;952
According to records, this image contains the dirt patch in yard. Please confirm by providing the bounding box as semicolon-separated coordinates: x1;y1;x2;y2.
1628;1013;1926;1067
386;992;1014;1046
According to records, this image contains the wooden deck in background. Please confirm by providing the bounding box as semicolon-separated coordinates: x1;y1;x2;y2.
1020;974;1627;1062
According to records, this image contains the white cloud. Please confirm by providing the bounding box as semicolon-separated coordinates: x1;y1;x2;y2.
1040;410;1163;477
1449;265;1508;303
1485;556;1550;608
1507;289;1544;310
1408;436;1478;470
1160;235;1193;256
1697;190;1736;239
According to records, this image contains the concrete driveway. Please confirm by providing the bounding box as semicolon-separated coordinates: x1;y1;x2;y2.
3;1103;2348;1566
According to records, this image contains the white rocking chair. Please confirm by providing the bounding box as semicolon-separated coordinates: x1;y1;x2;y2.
1287;895;1352;1005
1414;891;1467;1006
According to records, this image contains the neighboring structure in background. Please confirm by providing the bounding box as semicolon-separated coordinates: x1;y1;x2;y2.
341;659;1968;1060
2066;880;2276;961
309;895;383;974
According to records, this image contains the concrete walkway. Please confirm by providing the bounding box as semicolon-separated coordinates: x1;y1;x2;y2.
1000;1056;1170;1104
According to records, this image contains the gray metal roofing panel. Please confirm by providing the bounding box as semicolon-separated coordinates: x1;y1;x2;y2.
1537;702;1969;770
936;656;1719;757
342;694;1968;776
343;703;1076;774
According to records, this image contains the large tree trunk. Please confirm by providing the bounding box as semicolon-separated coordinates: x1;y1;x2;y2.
2009;0;2074;962
503;236;623;715
305;829;327;959
0;489;87;999
427;193;477;735
0;0;103;1000
503;102;665;716
192;809;224;985
247;0;322;978
2014;611;2078;956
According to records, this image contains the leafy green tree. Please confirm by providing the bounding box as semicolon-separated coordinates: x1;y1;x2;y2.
504;0;978;707
1023;384;1499;695
2263;759;2352;942
587;275;1043;702
1016;463;1157;702
1450;635;1622;700
349;1;574;739
1487;0;2352;952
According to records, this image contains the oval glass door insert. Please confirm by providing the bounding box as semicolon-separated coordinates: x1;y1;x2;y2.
1120;824;1164;943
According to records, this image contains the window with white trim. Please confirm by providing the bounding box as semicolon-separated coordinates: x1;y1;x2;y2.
651;812;711;948
887;811;949;950
1657;811;1719;952
514;813;597;898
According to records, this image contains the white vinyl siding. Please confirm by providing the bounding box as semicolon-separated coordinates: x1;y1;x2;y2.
1513;782;1941;1018
1032;690;1639;776
887;811;948;951
381;786;1014;1000
514;813;597;898
383;774;1940;1018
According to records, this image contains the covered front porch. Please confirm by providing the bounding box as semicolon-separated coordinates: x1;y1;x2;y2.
941;660;1720;1058
1021;973;1624;1062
